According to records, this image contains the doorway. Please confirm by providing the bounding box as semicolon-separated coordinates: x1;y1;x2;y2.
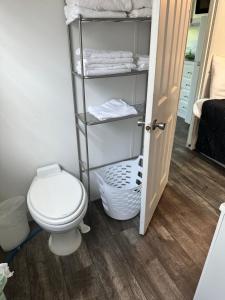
170;0;225;214
176;1;210;146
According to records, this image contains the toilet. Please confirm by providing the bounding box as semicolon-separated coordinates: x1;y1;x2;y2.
27;164;90;256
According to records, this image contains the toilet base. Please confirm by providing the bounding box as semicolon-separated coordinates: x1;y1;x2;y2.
48;228;82;256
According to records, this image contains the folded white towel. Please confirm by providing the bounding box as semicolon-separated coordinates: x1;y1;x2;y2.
76;48;133;59
82;57;134;64
137;60;149;65
132;0;152;9
136;64;149;71
137;59;149;65
88;99;137;120
135;55;149;70
76;67;132;76
129;7;152;18
76;62;136;70
66;0;132;12
64;5;127;25
137;61;149;66
136;54;149;60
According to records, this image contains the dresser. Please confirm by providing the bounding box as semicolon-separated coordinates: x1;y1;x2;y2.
177;60;195;119
194;203;225;300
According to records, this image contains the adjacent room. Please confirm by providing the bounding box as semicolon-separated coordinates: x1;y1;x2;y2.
0;0;225;299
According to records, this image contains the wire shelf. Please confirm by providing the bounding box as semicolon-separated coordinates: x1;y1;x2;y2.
77;103;145;126
73;69;148;79
73;16;152;23
81;155;140;172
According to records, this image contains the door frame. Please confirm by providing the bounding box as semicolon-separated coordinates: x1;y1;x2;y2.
186;0;219;149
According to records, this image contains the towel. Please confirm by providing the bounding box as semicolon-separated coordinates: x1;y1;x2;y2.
129;7;152;17
76;48;133;59
81;57;134;64
135;55;149;70
76;67;132;76
137;59;149;64
132;0;152;9
136;63;149;71
66;0;132;12
136;54;149;61
64;5;127;24
88;99;137;120
76;62;136;70
76;48;134;75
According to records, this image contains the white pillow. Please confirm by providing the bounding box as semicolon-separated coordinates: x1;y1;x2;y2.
210;55;225;99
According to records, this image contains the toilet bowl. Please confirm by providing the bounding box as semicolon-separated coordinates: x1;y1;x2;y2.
27;164;90;256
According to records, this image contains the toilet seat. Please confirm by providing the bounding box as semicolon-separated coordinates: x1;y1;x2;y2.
30;201;88;232
27;170;87;226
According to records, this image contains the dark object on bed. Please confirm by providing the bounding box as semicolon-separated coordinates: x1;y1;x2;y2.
195;0;210;14
196;99;225;164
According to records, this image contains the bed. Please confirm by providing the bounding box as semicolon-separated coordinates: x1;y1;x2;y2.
192;55;225;165
196;99;225;165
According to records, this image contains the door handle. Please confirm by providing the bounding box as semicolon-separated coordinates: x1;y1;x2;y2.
137;120;151;131
137;120;146;126
137;119;166;131
151;119;166;131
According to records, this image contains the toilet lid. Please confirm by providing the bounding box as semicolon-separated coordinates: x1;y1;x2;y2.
29;171;84;220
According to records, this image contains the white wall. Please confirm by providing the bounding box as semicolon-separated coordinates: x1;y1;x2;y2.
0;0;78;201
0;1;149;201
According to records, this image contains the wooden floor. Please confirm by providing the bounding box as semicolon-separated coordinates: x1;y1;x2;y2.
2;117;225;300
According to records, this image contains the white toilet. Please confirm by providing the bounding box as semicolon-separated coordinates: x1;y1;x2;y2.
27;164;90;256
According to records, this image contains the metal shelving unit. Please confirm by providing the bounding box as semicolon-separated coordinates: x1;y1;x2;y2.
73;69;148;79
75;17;152;23
67;15;151;199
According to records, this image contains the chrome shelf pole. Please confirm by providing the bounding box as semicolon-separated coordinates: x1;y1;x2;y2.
67;23;82;180
78;16;91;199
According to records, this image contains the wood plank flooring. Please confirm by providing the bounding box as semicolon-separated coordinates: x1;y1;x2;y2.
1;117;225;300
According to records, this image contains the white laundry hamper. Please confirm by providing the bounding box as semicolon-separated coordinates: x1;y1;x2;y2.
95;156;143;220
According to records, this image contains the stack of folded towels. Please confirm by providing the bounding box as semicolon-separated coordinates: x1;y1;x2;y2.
129;0;152;18
88;99;138;121
64;0;152;24
75;48;136;76
135;54;149;71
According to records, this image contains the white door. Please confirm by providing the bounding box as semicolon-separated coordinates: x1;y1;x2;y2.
185;16;208;124
139;0;192;234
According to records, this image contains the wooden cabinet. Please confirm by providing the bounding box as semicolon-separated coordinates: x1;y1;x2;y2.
177;60;194;119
